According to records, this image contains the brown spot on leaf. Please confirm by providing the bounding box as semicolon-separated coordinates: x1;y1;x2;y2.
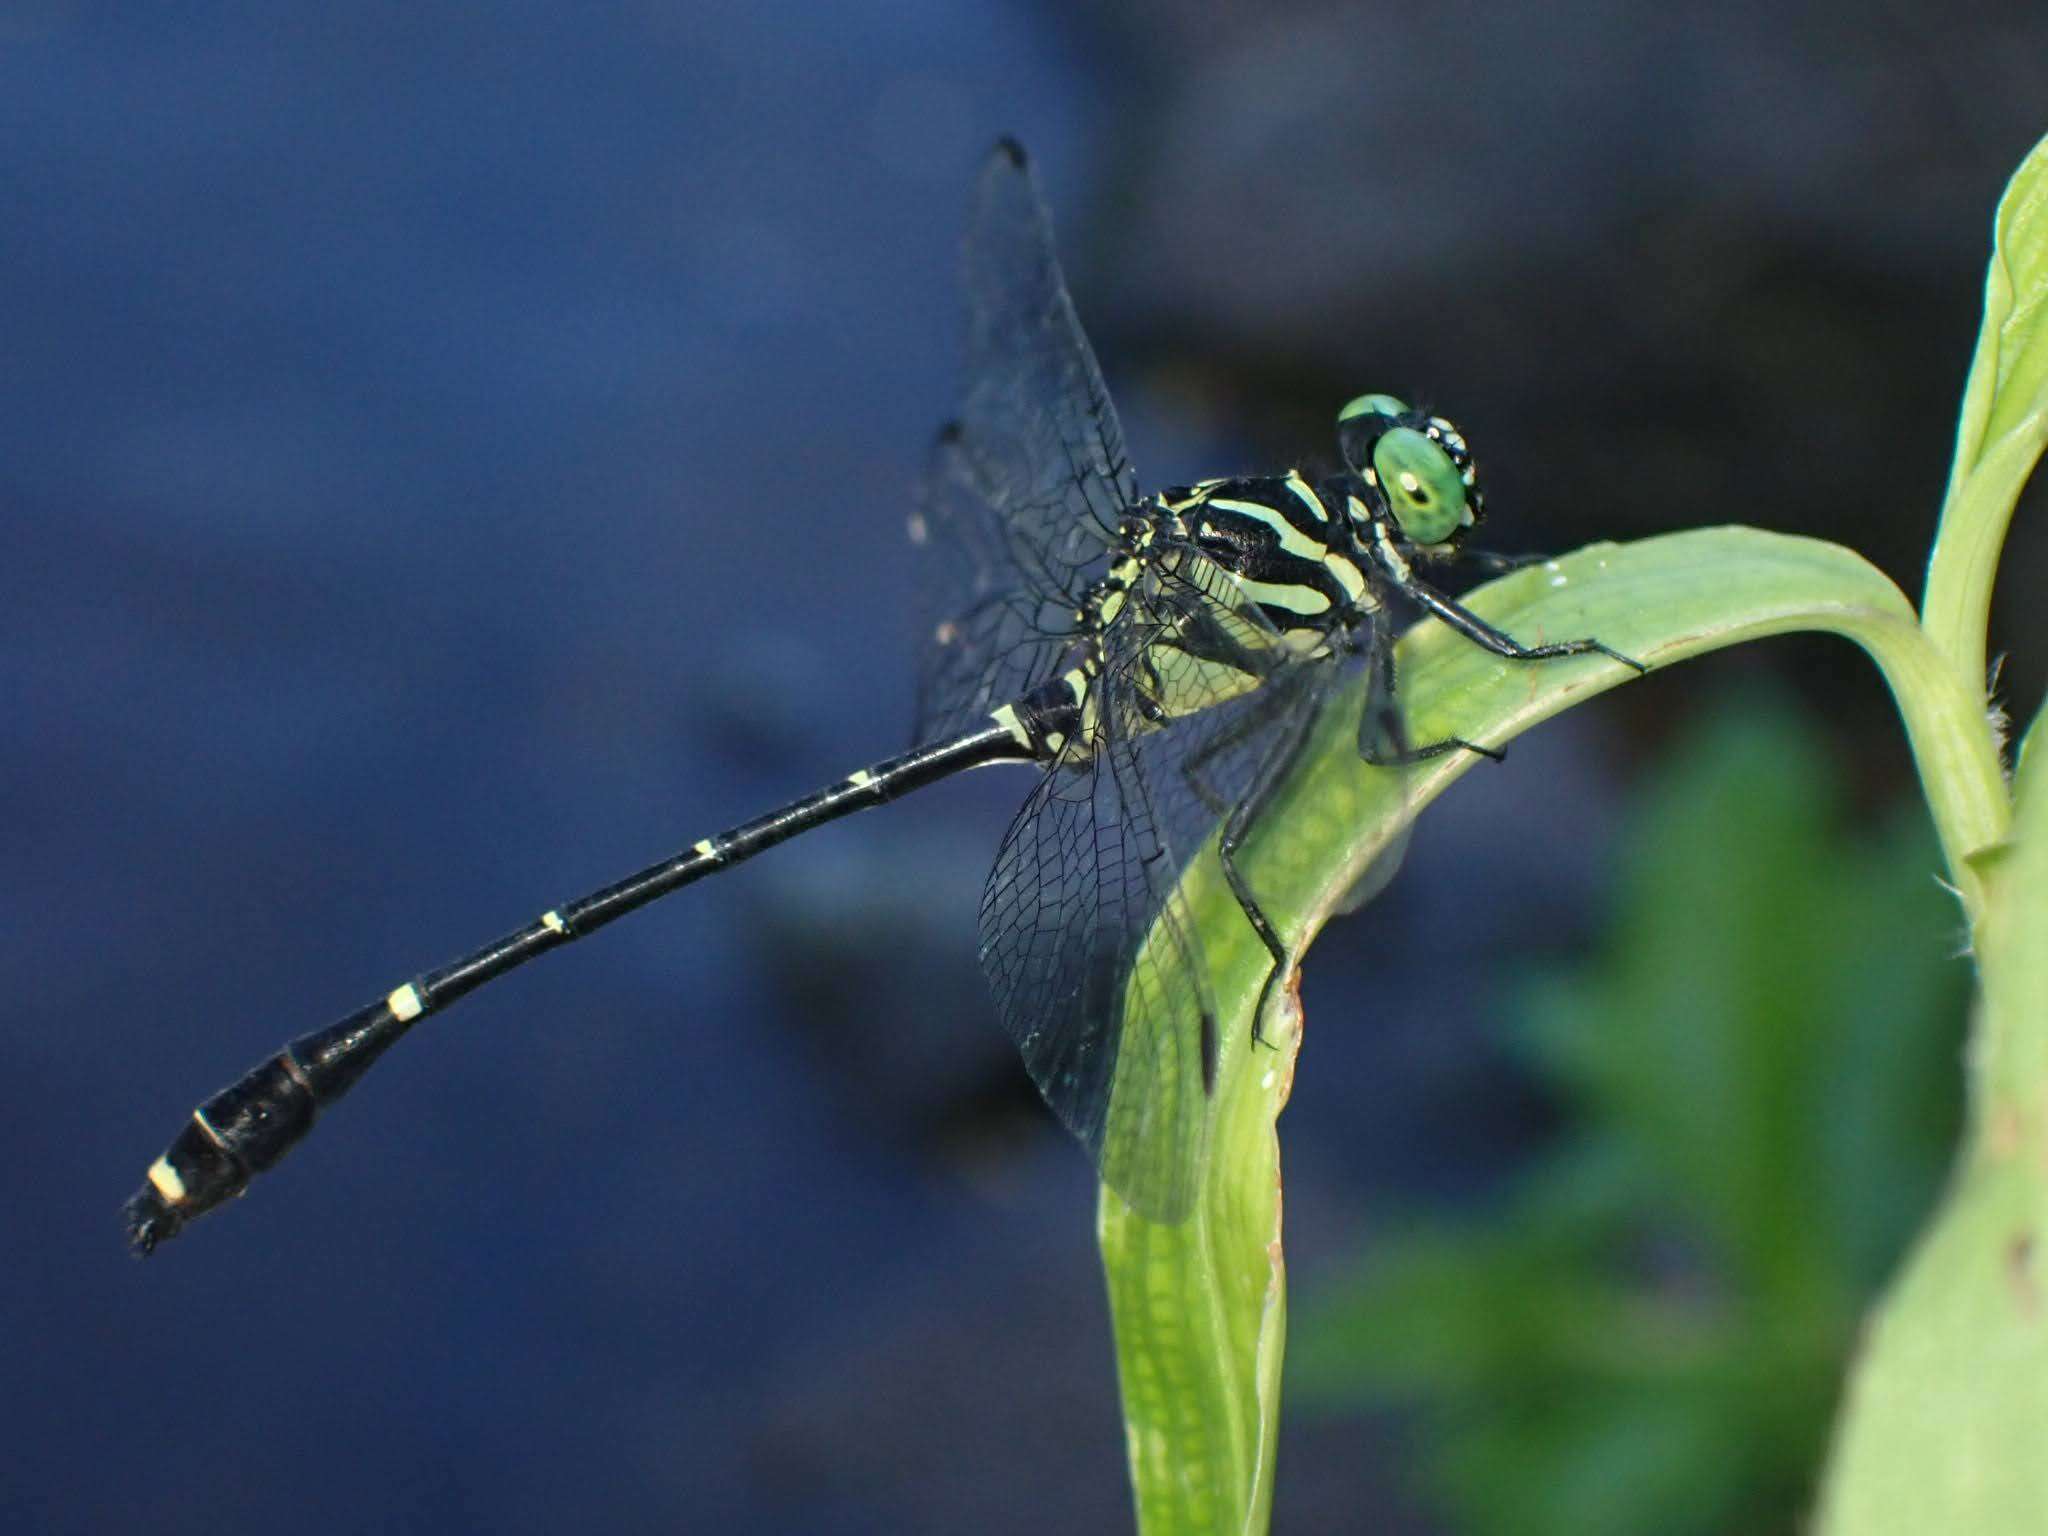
2006;1231;2040;1321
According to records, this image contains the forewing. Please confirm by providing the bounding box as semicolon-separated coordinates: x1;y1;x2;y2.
912;141;1138;744
912;426;1089;742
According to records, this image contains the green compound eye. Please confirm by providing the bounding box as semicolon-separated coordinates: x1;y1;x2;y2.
1372;426;1468;545
1337;392;1409;427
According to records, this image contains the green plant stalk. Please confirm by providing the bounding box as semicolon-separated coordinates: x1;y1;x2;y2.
1813;130;2048;1536
1104;527;2005;1535
1815;702;2048;1532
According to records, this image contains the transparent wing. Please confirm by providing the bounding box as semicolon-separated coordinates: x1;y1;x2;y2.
979;736;1208;1220
978;555;1341;1221
912;140;1139;745
912;425;1093;742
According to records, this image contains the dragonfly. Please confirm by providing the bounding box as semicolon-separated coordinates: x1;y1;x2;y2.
125;139;1643;1252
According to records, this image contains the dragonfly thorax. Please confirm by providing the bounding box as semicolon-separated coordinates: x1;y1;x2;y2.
1156;472;1378;642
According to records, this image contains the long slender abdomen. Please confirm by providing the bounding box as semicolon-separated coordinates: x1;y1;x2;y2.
123;709;1059;1254
124;993;420;1252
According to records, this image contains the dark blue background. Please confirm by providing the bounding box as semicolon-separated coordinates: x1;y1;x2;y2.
6;5;2040;1532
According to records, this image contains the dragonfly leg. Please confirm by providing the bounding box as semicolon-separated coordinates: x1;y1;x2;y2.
1400;575;1649;674
1456;548;1548;575
1355;636;1503;768
1181;674;1331;1044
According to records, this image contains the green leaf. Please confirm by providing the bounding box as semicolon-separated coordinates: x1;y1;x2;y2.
1817;690;2048;1534
1100;527;2001;1535
1922;130;2048;695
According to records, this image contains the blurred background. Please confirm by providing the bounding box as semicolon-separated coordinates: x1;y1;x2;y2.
4;3;2038;1532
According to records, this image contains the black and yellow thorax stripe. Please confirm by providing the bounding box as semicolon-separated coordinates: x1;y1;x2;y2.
1156;471;1375;634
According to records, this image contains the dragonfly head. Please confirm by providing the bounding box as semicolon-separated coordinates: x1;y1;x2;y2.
1336;394;1483;550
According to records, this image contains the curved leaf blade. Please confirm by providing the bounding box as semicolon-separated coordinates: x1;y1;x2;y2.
1102;526;2003;1536
1924;130;2048;691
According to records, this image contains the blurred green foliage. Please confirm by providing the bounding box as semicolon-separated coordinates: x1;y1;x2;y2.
1289;699;1968;1536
